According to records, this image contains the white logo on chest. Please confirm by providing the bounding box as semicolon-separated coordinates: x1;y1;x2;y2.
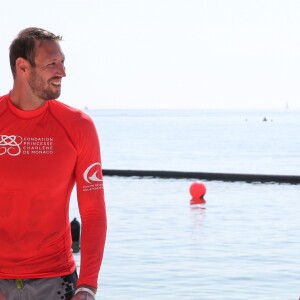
0;135;22;156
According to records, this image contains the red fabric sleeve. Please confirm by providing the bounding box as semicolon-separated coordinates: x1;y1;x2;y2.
73;114;107;288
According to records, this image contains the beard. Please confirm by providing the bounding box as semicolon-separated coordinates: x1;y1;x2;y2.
28;70;61;100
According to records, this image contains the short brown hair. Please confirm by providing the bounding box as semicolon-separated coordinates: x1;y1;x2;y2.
9;27;62;78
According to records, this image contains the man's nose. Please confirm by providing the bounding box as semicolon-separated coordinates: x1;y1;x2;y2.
57;63;66;77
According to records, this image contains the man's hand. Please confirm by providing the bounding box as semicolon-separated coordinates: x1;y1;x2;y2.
71;291;95;300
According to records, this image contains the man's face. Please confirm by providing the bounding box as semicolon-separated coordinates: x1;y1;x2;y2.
28;40;66;100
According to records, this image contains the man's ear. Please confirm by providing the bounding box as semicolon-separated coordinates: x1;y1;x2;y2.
15;57;30;76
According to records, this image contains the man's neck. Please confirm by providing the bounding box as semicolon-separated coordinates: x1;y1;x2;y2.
10;89;46;111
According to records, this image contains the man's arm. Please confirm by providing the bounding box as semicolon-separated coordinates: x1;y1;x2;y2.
73;114;107;293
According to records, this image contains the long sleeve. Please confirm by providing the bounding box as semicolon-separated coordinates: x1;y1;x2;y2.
74;114;107;288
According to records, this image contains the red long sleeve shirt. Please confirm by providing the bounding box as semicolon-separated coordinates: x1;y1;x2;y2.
0;93;107;288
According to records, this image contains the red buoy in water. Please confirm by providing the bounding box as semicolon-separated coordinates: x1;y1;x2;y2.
189;181;206;204
190;181;206;198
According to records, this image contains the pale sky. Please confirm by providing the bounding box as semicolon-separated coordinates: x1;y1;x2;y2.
1;0;300;110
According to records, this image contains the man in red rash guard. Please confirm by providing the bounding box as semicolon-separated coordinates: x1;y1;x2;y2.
0;28;107;300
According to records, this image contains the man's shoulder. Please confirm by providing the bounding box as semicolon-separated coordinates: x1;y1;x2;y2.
0;94;9;113
0;93;9;102
49;100;92;123
48;100;96;139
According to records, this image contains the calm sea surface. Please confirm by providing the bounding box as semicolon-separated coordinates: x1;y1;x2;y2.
70;109;300;300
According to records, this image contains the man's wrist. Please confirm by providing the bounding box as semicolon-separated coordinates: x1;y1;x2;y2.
75;287;96;298
76;284;97;294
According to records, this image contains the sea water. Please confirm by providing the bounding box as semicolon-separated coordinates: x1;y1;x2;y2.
90;109;300;175
70;109;300;300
